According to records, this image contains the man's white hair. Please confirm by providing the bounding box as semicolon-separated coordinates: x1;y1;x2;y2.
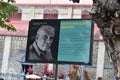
37;25;55;35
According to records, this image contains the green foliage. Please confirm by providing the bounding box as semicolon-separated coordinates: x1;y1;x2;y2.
0;0;18;31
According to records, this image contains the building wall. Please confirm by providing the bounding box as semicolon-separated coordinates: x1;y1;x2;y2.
17;5;92;20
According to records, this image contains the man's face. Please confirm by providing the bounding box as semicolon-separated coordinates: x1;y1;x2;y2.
36;29;55;52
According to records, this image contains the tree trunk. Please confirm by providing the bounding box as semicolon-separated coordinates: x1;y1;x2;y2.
90;0;120;79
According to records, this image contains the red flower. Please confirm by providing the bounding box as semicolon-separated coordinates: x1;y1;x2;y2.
58;72;65;79
68;70;71;76
60;72;64;77
84;69;91;80
27;66;33;74
71;68;77;73
67;65;80;80
49;70;54;75
41;64;54;78
97;76;102;80
46;69;54;75
73;64;79;69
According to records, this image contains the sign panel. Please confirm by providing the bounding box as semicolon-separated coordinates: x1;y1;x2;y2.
25;19;93;65
58;19;93;64
26;20;60;63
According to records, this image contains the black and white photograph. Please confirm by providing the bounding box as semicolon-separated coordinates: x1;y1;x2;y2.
26;19;60;63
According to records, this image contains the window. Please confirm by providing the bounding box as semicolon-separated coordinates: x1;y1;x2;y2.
9;9;22;21
81;10;91;19
43;9;58;19
51;9;58;19
43;9;51;19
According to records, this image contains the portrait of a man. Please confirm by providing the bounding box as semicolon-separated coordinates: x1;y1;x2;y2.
28;25;55;61
26;20;60;63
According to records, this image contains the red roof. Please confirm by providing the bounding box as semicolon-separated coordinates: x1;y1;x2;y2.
0;21;29;37
0;21;103;40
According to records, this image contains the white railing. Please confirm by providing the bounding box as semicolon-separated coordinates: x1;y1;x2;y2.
0;72;66;80
0;72;25;80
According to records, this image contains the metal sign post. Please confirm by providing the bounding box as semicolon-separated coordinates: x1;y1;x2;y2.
55;63;58;80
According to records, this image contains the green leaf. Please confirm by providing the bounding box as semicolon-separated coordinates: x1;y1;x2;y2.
0;1;18;31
